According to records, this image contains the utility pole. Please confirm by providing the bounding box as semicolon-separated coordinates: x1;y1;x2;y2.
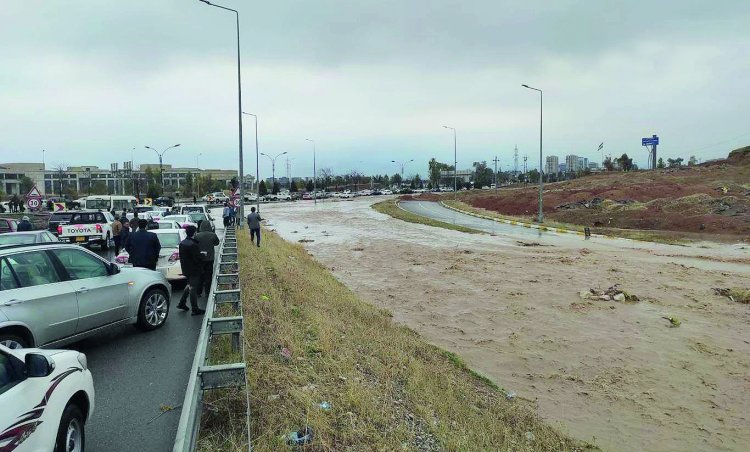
492;156;499;195
443;126;457;197
513;145;519;181
145;144;181;196
305;139;316;205
521;83;544;223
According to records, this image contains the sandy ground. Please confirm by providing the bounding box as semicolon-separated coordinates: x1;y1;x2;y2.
257;198;750;452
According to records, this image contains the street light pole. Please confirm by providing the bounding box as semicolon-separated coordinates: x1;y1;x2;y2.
144;144;180;196
199;0;244;227
260;152;287;194
522;83;544;223
242;112;260;213
443;126;457;198
196;153;202;198
391;159;413;187
305;139;316;205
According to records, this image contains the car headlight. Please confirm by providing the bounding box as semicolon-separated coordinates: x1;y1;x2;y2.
77;353;88;370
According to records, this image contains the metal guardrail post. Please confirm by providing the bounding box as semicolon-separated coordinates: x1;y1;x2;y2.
174;224;248;452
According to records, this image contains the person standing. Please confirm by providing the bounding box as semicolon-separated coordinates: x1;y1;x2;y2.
246;207;262;247
195;219;220;295
222;202;231;228
17;216;32;231
119;217;131;252
177;225;206;315
111;216;123;255
125;219;161;270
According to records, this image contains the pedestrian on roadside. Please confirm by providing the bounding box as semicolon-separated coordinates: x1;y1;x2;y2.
17;216;33;231
222;202;231;228
125;219;161;270
229;205;237;226
246;206;262;247
195;219;220;295
119;217;131;251
177;225;206;315
111;216;123;255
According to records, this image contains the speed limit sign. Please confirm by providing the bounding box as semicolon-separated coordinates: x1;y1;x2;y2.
231;197;241;208
26;198;41;210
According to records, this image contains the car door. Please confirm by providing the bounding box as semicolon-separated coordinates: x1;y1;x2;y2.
49;248;129;332
0;252;79;347
0;347;37;449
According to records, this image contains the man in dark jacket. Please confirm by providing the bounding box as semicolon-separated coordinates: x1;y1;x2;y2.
246;207;262;247
16;216;33;231
194;220;220;295
125;219;161;270
119;217;131;251
177;225;205;315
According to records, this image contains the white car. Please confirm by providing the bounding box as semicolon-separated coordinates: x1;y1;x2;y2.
180;205;209;216
57;211;115;249
339;191;354;199
161;215;197;230
154;219;182;230
382;189;393;195
0;344;94;452
116;229;187;281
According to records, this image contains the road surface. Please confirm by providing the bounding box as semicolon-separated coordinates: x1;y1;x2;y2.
68;212;224;452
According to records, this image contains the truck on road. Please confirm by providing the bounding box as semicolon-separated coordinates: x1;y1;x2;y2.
58;210;115;249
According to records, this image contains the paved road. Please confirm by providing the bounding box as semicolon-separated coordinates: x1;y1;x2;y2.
67;215;224;452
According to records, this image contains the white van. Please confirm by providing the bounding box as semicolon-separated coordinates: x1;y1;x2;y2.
80;195;138;212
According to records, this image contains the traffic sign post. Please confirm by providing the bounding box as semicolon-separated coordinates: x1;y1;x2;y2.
25;184;43;211
642;134;659;169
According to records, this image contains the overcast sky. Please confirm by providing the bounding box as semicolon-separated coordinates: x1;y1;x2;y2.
2;0;749;179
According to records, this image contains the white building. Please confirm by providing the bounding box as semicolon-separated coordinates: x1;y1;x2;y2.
545;155;559;175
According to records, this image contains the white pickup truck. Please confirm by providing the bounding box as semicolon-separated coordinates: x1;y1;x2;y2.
58;211;115;249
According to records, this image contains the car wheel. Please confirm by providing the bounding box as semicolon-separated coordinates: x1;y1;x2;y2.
136;287;170;331
54;403;85;452
101;233;110;250
0;333;29;349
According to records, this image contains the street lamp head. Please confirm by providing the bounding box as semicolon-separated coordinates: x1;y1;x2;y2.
391;160;396;163
281;151;288;155
521;84;529;88
144;146;152;149
198;0;211;4
409;159;414;162
174;144;181;148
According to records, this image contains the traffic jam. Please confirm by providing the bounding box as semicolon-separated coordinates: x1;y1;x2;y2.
0;193;229;452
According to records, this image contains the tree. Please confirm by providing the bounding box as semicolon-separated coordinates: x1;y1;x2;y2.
528;168;540;183
688;155;698;166
617;153;634;171
272;181;280;194
603;157;614;171
667;157;684;168
92;181;108;195
19;176;34;195
230;176;239;191
657;157;665;169
290;180;298;192
428;158;452;187
259;180;268;196
306;179;314;192
472;161;493;188
391;173;402;187
184;172;194;196
52;163;68;198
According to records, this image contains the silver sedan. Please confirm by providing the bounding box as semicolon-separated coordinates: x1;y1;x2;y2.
0;242;172;349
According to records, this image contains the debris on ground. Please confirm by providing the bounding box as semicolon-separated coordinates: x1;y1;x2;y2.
505;391;516;400
662;316;681;327
285;427;313;446
352;247;364;251
280;347;293;360
298;239;315;243
318;401;331;411
556;197;604;210
713;287;750;304
267;394;280;401
579;248;591;255
516;241;543;247
580;284;639;302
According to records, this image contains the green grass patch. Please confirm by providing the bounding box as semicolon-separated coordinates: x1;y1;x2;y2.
198;229;594;451
372;199;484;235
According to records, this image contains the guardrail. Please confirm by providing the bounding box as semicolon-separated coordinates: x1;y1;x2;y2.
173;226;249;451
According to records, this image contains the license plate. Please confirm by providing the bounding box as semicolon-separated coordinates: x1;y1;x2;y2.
75;236;86;242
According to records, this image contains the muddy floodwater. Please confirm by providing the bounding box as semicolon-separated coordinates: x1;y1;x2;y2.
257;198;750;451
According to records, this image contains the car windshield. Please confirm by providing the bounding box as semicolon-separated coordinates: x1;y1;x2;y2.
156;222;175;229
188;213;207;223
86;199;111;210
50;213;74;222
157;233;181;248
169;216;188;223
182;206;203;213
0;234;37;245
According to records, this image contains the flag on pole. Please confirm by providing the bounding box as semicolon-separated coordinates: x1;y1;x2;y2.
597;142;604;151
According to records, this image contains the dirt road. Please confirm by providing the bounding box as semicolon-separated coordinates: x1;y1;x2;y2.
260;198;750;451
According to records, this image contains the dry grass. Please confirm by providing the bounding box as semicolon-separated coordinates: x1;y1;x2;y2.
222;228;593;451
372;199;484;235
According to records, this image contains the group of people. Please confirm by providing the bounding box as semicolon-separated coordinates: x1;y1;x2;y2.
3;198;25;213
221;202;238;228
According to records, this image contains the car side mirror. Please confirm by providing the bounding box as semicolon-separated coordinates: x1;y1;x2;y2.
108;263;120;275
26;353;55;378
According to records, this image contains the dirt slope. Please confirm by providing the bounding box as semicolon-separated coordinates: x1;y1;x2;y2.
460;146;750;237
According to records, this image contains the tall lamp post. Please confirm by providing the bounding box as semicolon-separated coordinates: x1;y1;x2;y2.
391;159;413;187
442;125;457;198
305;138;316;205
198;0;245;226
144;144;180;195
195;153;202;198
241;112;260;213
260;151;287;194
522;83;544;223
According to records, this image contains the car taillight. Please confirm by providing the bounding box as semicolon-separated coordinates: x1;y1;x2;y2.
95;224;103;233
57;225;62;234
115;255;128;264
169;251;179;262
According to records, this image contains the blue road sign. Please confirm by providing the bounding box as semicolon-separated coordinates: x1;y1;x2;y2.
642;135;659;146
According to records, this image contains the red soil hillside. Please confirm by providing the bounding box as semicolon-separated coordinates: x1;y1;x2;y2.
458;146;750;237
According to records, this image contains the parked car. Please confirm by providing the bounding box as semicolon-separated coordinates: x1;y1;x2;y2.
154;196;174;207
0;231;59;245
57;211;115;249
0;218;18;234
185;212;215;231
180;205;209;215
0;344;94;452
162;215;198;230
154;220;182;230
0;243;172;349
301;192;313;200
47;212;74;236
381;189;393;195
115;229;187;281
